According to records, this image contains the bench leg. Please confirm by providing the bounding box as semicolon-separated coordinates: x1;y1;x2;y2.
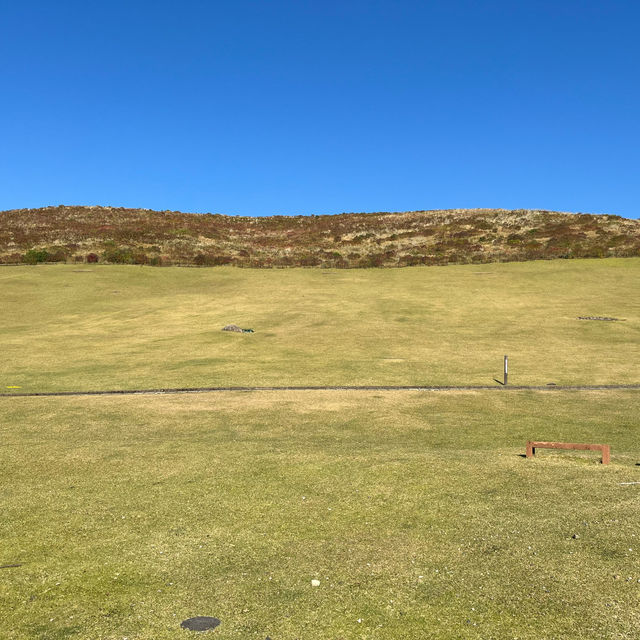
526;442;534;458
601;446;610;465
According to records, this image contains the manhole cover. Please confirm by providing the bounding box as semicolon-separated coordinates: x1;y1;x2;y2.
180;616;221;632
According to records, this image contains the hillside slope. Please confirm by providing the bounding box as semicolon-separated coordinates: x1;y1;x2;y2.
1;205;639;267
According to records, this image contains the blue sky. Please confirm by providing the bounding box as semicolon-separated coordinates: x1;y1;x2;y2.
1;1;638;218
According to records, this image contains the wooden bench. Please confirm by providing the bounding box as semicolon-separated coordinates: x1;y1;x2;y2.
526;441;610;465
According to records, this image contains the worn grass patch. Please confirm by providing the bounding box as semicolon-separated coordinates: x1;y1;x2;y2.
1;390;639;639
1;259;639;392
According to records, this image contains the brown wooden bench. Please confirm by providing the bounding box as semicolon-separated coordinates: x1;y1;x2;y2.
526;441;610;464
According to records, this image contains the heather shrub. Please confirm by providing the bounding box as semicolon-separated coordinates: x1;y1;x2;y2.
357;253;385;268
46;247;69;262
0;252;22;264
2;205;639;268
398;254;424;266
576;245;606;259
133;253;150;265
298;254;321;267
102;246;134;264
194;253;233;266
22;248;49;264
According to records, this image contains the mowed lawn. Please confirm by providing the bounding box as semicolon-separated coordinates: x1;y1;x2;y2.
0;259;639;392
1;390;639;639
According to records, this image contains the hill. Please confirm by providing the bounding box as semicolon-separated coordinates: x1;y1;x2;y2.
1;205;639;267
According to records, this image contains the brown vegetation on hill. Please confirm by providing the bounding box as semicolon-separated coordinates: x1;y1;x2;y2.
0;205;639;267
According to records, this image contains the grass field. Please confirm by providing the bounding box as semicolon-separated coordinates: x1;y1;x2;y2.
1;259;639;392
1;259;639;638
1;390;639;639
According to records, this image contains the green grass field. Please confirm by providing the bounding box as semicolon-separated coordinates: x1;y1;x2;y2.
1;260;639;638
1;391;639;639
1;259;639;392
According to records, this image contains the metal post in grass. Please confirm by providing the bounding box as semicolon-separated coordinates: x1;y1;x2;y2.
504;355;508;386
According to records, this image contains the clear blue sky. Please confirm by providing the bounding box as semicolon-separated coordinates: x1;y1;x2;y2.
1;1;638;218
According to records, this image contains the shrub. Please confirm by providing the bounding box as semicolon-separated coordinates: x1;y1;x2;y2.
102;246;134;264
299;254;321;267
357;253;386;268
46;247;69;262
0;252;22;264
86;253;99;263
194;253;233;266
133;252;149;265
22;249;49;264
398;254;420;266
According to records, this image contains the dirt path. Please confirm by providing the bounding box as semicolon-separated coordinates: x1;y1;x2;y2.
1;384;640;398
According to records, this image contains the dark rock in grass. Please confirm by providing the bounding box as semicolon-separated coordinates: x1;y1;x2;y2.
222;324;254;333
577;316;623;321
180;616;221;631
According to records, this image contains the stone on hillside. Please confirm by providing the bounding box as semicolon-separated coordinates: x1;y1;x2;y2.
222;324;243;333
180;616;221;631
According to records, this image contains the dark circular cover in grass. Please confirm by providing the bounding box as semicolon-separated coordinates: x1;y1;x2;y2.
180;616;221;631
